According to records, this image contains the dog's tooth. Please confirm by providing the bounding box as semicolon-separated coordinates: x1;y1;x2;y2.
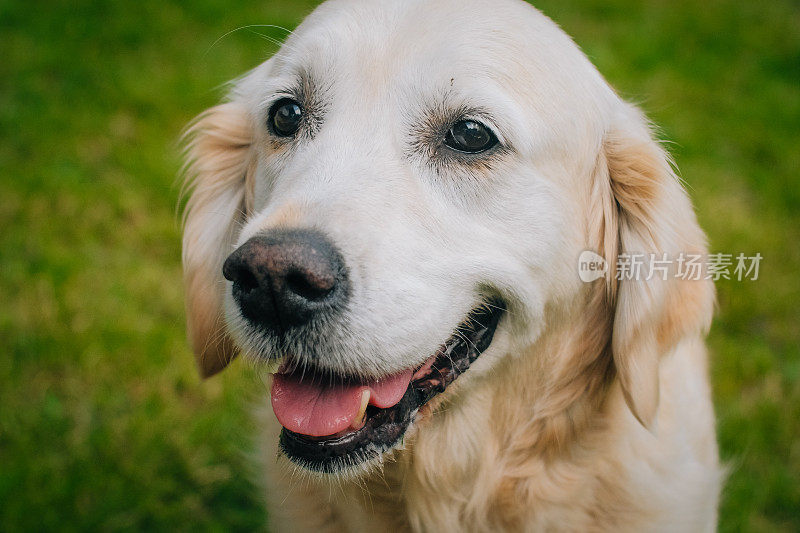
351;389;370;430
264;357;284;375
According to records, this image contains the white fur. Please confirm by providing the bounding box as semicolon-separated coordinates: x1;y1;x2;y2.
182;0;721;530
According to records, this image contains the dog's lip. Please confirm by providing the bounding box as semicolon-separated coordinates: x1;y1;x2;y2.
273;357;433;380
274;299;505;473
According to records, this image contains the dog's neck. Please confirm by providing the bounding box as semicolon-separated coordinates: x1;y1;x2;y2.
336;286;632;531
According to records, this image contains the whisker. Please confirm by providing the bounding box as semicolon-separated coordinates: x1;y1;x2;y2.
205;24;294;57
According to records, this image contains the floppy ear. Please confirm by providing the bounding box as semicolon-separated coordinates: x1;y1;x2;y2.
592;103;714;427
181;102;255;377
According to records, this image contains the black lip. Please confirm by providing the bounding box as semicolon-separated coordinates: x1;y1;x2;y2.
279;299;505;473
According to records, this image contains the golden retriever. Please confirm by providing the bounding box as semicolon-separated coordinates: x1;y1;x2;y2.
181;0;721;530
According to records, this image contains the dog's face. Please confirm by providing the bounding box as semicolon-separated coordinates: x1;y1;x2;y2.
182;0;712;473
229;0;608;368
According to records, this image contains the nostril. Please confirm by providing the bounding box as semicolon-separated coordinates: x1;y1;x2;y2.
285;270;334;301
236;267;260;292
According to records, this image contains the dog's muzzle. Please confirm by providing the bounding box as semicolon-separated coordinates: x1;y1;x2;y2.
223;227;506;474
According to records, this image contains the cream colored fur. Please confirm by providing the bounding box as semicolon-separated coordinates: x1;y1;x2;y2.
181;0;721;530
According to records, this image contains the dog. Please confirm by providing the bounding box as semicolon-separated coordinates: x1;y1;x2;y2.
181;0;721;530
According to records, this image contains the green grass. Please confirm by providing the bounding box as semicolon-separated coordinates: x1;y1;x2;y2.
1;0;797;530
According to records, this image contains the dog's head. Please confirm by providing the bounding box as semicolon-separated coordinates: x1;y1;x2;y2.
182;0;713;473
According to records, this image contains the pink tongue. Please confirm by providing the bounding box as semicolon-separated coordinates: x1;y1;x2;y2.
270;369;413;437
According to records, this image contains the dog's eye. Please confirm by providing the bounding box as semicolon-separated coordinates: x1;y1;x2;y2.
444;120;498;154
269;99;303;137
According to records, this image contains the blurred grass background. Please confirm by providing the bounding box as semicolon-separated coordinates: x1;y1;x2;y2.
0;0;797;530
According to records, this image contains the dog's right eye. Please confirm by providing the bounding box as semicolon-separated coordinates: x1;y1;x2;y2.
268;99;303;137
444;119;498;154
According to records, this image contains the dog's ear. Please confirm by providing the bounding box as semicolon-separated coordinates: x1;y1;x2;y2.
591;103;714;427
181;102;254;378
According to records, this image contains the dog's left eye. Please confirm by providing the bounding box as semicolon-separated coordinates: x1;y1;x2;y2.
444;120;498;154
268;98;303;137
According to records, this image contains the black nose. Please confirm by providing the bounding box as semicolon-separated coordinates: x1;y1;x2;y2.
222;229;349;333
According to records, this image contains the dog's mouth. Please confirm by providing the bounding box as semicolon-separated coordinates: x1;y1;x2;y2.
270;299;505;473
